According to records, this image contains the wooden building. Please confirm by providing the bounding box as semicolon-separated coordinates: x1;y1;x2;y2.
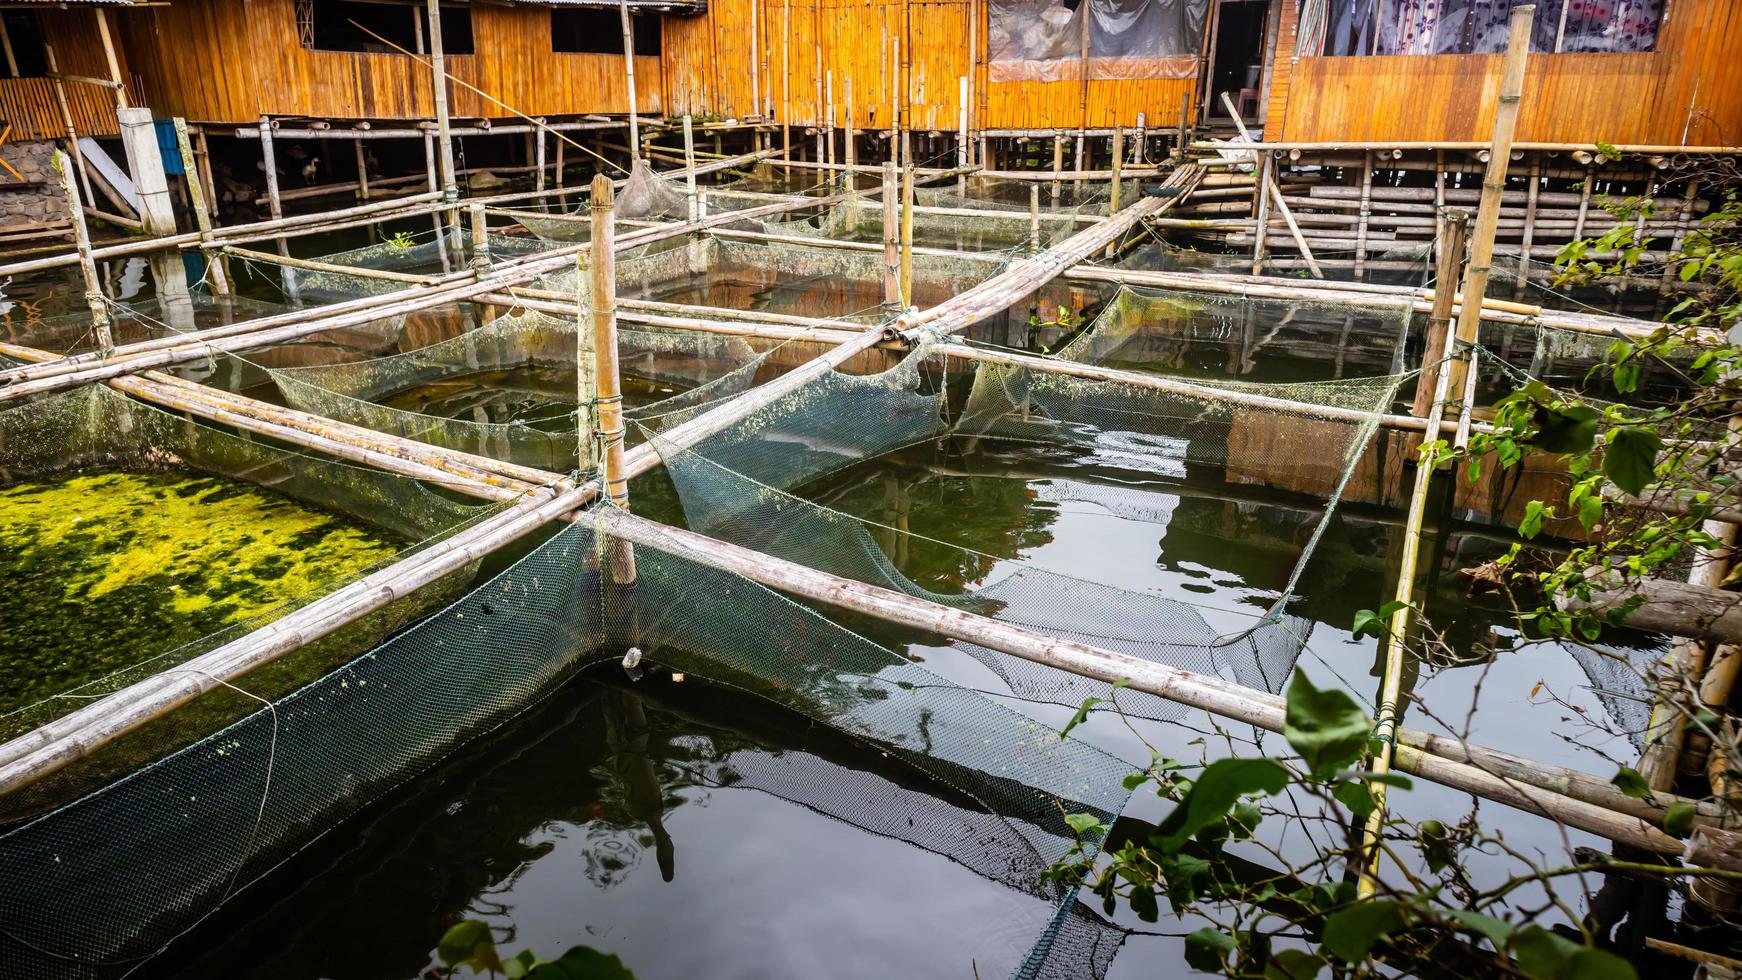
0;0;131;141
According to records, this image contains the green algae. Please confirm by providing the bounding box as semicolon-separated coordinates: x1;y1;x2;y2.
0;470;407;717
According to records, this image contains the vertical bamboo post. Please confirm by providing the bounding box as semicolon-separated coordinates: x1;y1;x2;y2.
1176;92;1189;163
1051;134;1063;203
1105;126;1123;258
1660;179;1700;295
966;0;978;163
617;0;641;161
1028;182;1041;255
1073;133;1085;194
1573;163;1595;240
43;46;94;210
535;123;547;193
1447;4;1534;411
1411;211;1469;417
424;0;458;209
469;202;491;272
956;75;969;182
1516;155;1542;296
682;115;699;222
900;0;912;166
882;161;900;304
589;175;634;588
845;78;857;172
1134;112;1146;164
173;118;230;296
55;150;111;353
751;0;762;119
94;9;126;111
826;70;836;166
781;0;792;159
555;133;566;197
1353;151;1375;279
1250;151;1273;274
258;117;300;302
423;131;452;274
194;127;219;220
900;163;915;308
353;139;371;202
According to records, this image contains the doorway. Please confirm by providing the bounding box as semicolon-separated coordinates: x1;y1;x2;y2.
1202;0;1273;125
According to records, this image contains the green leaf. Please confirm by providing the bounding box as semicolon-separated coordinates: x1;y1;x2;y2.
504;950;539;980
1323;899;1406;962
1184;927;1238;972
1231;800;1263;839
524;946;637;980
1284;670;1372;779
1602;426;1661;496
437;921;504;976
1578;493;1604;530
1264;948;1324;980
1418;819;1456;874
1350;601;1408;639
1534;404;1601;455
1664;800;1696;835
1610;767;1653;799
1153;758;1288;853
1333;780;1375;819
1519;499;1547;539
1513;925;1635;980
1438;907;1514;949
1060;696;1100;738
1063;812;1103;836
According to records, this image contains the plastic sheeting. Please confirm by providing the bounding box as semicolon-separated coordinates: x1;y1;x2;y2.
987;0;1207;82
1307;0;1663;57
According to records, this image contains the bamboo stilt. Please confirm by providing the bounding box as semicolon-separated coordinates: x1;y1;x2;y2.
1354;151;1375;279
682;115;699;222
1051;133;1063;203
900;163;915;308
617;0;641;160
1447;4;1534;414
258;117;300;303
173;118;230;296
1412;211;1470;417
1029;183;1041;255
1105;127;1123;259
882;160;900;304
1251;152;1273;274
1516;156;1542;297
53;150;111;352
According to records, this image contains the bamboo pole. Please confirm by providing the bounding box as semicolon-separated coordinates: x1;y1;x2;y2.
617;0;641;160
94;8;126;110
781;0;791;158
1447;3;1534;405
846;78;857;172
535;123;547;194
53;150;111;352
882;161;900;303
590;173;631;515
43;45;96;212
900;163;915;308
1354;151;1375;279
1051;134;1063;203
1029;183;1041;255
173;118;230;296
592;508;1691;858
1411;212;1469;417
1251;151;1273;274
1105;127;1123;259
425;0;459;258
469;203;491;273
257;117;301;303
1515;156;1542;296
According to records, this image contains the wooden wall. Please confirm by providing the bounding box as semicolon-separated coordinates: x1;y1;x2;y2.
1265;0;1742;146
0;9;125;140
115;0;660;124
661;0;1198;133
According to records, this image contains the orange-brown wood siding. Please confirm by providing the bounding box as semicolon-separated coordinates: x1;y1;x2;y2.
1267;0;1742;145
116;0;659;124
662;0;1198;132
0;10;125;140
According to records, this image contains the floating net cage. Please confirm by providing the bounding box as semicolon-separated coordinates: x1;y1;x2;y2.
269;307;771;470
639;285;1411;726
0;509;1134;979
0;295;295;360
0;383;495;819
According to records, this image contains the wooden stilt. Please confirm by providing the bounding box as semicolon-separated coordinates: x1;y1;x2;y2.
1251;152;1273;274
53;150;111;352
826;70;836;166
1029;182;1041;254
900;162;915;307
1104;126;1123;258
1354;150;1375;279
589;174;632;520
781;0;792;159
1051;133;1063;203
682;115;699;221
846;78;857;172
1411;210;1469;417
1516;155;1541;296
258;117;301;302
534;123;547;193
43;46;96;213
617;0;641;161
94;8;126;111
173;118;230;296
882;160;900;303
423;131;452;274
469;202;491;272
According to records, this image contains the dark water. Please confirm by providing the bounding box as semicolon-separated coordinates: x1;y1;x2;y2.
150;421;1643;979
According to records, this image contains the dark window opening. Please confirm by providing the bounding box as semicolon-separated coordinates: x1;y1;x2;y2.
1311;0;1663;56
0;12;49;78
552;8;660;56
302;0;474;55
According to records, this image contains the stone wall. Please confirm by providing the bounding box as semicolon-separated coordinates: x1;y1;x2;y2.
0;139;69;229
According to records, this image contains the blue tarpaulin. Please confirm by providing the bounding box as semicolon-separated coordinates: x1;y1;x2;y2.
154;121;185;175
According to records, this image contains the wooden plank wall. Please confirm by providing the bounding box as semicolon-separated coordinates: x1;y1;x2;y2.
0;10;124;140
661;0;1197;133
116;0;660;124
1265;0;1742;145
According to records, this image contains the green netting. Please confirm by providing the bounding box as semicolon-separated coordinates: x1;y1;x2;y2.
0;295;295;359
266;231;473;302
640;284;1408;723
0;513;1132;979
270;308;768;469
0;384;496;818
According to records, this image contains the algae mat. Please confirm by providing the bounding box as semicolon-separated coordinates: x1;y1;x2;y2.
0;470;406;716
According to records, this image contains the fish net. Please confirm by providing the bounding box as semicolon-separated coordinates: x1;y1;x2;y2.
0;512;1133;980
0;384;496;819
269;308;770;470
639;285;1410;724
